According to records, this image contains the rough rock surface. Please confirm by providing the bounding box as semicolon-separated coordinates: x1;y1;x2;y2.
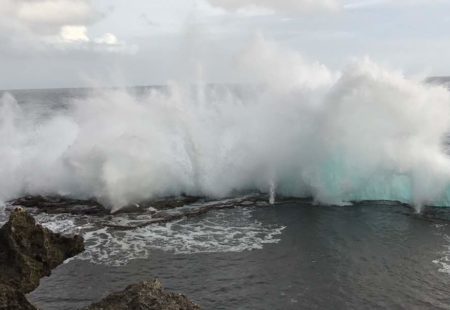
0;208;84;293
111;195;202;215
144;196;201;210
10;195;108;216
0;284;36;310
9;195;202;216
85;279;201;310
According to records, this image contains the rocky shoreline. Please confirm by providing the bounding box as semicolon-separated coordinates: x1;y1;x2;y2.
0;207;200;309
0;193;277;309
6;194;273;231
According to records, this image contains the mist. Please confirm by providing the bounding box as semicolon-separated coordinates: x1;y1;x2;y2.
1;36;450;212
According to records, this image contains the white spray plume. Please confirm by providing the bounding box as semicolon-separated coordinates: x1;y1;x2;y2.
1;37;450;212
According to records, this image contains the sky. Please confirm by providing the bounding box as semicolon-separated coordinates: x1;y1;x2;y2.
0;0;450;90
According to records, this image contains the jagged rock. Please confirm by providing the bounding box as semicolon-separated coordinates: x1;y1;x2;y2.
85;279;201;310
0;208;84;293
9;195;201;216
0;284;36;310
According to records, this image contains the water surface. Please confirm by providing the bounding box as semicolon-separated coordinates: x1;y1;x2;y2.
24;202;450;310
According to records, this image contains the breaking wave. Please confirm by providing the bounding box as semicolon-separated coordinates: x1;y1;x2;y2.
1;37;450;211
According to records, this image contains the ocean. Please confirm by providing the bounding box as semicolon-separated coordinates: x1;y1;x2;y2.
14;201;450;309
1;84;450;309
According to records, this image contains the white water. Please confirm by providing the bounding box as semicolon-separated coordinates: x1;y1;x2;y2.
32;207;285;266
1;37;450;211
433;227;450;275
269;180;276;205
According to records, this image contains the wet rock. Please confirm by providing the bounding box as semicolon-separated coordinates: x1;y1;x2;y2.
10;195;108;216
143;195;202;210
0;208;85;293
85;279;200;310
9;195;201;216
0;284;36;310
104;195;272;231
110;203;156;215
113;195;202;216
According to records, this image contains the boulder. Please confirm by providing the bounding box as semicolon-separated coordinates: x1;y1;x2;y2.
85;279;200;310
0;208;84;293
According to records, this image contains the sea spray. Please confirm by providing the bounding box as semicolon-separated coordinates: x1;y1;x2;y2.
1;38;450;211
269;180;276;205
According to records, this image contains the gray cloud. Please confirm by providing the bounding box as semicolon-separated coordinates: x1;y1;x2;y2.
0;0;99;35
0;0;134;54
345;0;446;10
206;0;341;13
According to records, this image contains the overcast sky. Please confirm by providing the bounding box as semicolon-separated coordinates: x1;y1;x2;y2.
0;0;449;90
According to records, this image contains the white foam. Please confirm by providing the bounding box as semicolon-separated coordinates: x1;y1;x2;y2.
31;206;285;266
433;232;450;275
37;214;77;234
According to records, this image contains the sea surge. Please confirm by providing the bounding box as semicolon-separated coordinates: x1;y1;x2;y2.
1;37;450;211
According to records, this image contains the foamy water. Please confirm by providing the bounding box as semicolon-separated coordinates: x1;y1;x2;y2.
30;203;285;266
4;200;449;279
27;202;450;310
433;228;450;275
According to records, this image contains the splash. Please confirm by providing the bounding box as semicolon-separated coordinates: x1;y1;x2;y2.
1;37;450;211
269;180;276;205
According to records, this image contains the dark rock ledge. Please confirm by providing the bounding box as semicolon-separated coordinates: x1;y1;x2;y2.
9;195;204;217
8;194;272;231
9;196;109;216
0;208;201;309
